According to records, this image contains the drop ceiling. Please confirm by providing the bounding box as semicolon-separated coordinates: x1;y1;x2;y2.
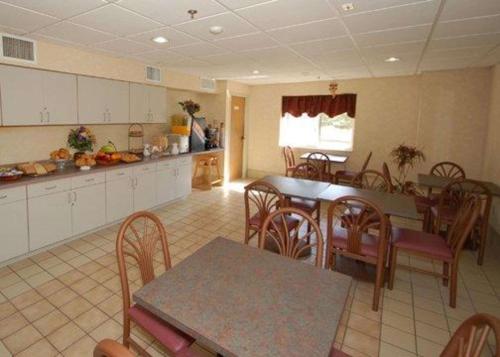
0;0;499;84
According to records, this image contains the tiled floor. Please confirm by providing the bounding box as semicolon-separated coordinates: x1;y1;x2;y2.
0;181;499;357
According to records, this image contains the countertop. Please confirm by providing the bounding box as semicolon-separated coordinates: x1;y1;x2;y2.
0;148;224;189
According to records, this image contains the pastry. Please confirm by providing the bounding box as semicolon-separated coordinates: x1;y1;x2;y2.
50;148;71;161
121;153;141;163
75;154;96;168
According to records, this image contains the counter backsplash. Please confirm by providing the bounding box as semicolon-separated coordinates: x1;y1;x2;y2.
0;123;168;165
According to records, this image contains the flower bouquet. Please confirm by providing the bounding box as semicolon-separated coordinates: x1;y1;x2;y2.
67;126;96;160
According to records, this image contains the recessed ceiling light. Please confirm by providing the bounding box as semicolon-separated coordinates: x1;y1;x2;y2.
385;57;400;63
252;70;260;74
209;26;224;35
152;36;168;44
341;3;354;11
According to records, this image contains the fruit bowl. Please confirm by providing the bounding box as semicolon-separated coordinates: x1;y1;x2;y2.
0;168;23;182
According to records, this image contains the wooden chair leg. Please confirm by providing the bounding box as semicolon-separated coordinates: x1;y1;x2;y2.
388;247;398;290
244;225;250;245
449;267;458;308
442;262;449;287
123;317;131;348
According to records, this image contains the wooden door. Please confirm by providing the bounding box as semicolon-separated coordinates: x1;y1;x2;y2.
230;96;245;180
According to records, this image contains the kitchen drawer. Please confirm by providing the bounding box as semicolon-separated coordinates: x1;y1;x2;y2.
72;172;105;189
28;178;71;198
0;186;27;205
157;159;175;171
133;163;156;175
106;167;132;182
176;156;192;167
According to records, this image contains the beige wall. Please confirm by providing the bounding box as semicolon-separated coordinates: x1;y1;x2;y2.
246;68;492;181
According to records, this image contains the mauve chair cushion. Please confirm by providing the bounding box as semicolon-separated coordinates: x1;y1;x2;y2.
332;226;379;257
392;227;452;262
248;212;299;229
430;205;458;224
129;305;194;353
290;197;318;212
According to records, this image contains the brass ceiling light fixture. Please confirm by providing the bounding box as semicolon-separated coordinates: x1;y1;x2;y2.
187;9;198;20
329;81;338;98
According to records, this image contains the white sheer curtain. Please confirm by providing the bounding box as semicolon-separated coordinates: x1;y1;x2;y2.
279;113;319;148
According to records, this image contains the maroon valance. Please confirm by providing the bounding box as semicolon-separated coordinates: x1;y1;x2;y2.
282;94;357;118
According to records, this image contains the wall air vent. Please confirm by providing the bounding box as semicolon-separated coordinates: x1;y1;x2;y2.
0;34;36;63
146;65;161;83
200;77;216;92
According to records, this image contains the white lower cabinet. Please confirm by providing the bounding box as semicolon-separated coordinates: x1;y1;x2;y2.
156;167;176;204
106;177;134;223
133;171;156;211
29;190;73;250
0;187;29;262
72;183;106;236
176;162;192;198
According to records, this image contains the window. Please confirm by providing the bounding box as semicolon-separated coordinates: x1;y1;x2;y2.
279;112;354;151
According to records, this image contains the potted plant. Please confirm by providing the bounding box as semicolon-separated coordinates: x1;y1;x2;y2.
390;144;425;193
68;126;96;160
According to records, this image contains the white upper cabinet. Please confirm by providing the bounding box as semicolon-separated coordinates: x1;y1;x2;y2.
130;83;166;124
0;65;77;126
78;76;129;124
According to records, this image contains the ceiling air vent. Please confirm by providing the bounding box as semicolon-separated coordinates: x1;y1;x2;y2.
200;77;216;92
146;65;161;83
0;34;36;63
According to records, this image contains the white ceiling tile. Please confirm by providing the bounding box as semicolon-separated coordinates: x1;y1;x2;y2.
312;49;365;68
160;57;209;68
331;0;431;15
419;57;474;71
29;33;87;49
372;69;415;77
36;21;116;45
360;41;425;57
117;0;226;26
0;0;105;19
343;1;439;34
290;36;354;56
428;33;500;51
127;27;198;48
201;52;255;65
173;12;257;41
326;66;372;79
236;0;337;30
434;15;500;39
424;47;493;61
213;32;278;51
354;25;431;47
93;38;154;55
268;18;346;44
242;46;305;64
70;4;162;36
0;2;58;33
440;0;500;21
0;25;25;35
170;42;229;57
216;0;275;10
129;50;188;65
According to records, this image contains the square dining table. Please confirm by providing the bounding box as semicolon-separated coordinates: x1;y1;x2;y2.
300;152;349;164
258;175;331;201
417;174;500;197
133;237;352;357
318;184;419;220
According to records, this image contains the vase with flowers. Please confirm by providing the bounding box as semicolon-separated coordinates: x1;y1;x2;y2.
68;126;96;160
390;144;425;193
178;100;200;118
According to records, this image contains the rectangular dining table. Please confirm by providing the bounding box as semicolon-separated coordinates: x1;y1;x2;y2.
417;174;500;197
134;237;352;357
300;152;349;164
259;175;331;200
318;184;419;220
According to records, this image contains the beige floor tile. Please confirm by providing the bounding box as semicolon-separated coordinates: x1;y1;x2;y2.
10;289;43;310
82;285;114;305
47;322;85;352
0;273;21;290
383;297;413;318
0;301;16;320
74;307;109;332
350;300;382;322
16;337;58;357
379;342;417;357
1;281;32;299
0;312;29;339
381;324;416;353
347;312;381;339
416;336;445;357
98;294;123;317
41;284;74;307
36;279;65;298
382;310;415;333
45;263;74;277
37;256;63;270
57;270;85;286
61;335;97;357
33;310;70;337
16;265;44;279
2;324;42;354
414;307;448;330
0;341;11;357
343;327;379;357
21;299;56;322
60;296;93;319
25;271;54;288
89;319;122;342
70;277;98;295
89;268;115;283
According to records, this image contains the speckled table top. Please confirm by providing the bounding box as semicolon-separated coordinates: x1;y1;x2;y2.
259;175;332;201
134;237;352;357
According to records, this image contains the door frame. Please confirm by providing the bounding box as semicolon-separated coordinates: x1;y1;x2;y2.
224;90;250;182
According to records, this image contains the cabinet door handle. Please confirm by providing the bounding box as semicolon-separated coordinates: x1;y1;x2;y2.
103;112;107;122
73;191;77;202
46;111;50;123
67;192;72;204
0;194;7;200
107;111;111;122
45;185;57;190
85;178;95;182
40;111;44;123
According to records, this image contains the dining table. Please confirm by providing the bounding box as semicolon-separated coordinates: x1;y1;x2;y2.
259;175;331;201
133;237;352;357
300;152;349;164
318;184;419;220
417;174;500;197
